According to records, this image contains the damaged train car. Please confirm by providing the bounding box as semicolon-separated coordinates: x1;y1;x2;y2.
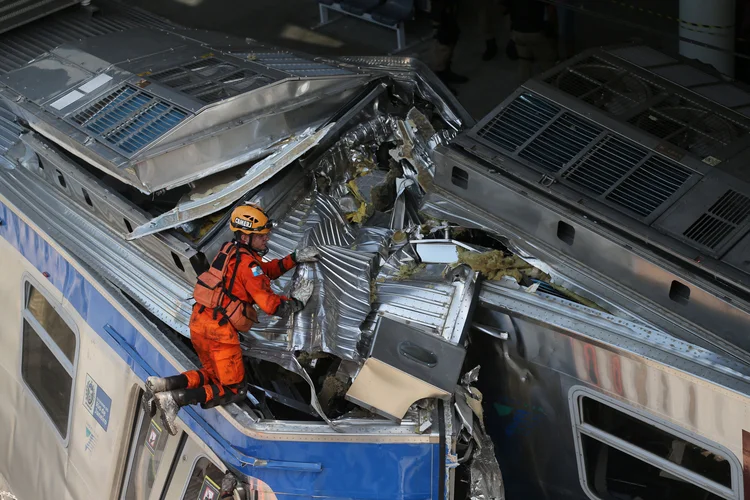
1;2;750;500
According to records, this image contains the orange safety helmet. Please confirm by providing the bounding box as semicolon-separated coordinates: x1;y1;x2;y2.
229;203;273;235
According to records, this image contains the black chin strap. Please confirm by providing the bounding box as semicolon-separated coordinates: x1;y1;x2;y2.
234;234;268;256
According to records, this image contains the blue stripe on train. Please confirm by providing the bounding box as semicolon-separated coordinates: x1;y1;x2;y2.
0;201;439;500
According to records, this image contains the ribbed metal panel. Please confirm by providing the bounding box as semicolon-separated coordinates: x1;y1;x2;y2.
518;112;601;172
473;90;698;221
250;52;352;76
0;102;21;153
149;57;273;104
0;1;175;74
71;84;188;156
606;156;693;218
563;135;647;195
683;190;750;249
477;92;558;153
0;0;78;36
559;133;693;218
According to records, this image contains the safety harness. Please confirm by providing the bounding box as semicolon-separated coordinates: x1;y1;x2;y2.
193;241;258;331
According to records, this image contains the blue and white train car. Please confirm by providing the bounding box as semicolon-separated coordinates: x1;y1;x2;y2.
0;2;473;499
4;2;750;500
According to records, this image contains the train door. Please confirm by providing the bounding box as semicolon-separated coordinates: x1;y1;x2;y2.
161;437;227;500
119;391;183;500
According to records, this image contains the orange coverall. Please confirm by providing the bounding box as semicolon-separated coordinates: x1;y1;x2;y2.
183;247;296;403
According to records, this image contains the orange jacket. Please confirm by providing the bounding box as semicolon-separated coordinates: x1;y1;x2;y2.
219;247;297;316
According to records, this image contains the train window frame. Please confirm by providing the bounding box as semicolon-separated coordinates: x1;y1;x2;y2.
569;386;742;500
19;277;79;445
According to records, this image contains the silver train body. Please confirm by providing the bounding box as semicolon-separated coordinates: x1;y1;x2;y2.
0;3;748;500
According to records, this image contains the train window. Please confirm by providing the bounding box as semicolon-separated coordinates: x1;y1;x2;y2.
581;436;726;500
182;458;224;500
20;282;77;440
26;285;76;362
572;391;739;500
121;408;171;500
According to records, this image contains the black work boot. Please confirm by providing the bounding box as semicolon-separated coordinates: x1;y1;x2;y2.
154;387;206;436
142;375;188;417
154;391;181;436
482;38;498;61
201;383;247;409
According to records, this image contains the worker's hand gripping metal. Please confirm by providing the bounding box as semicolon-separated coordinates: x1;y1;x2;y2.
291;278;315;304
294;246;320;263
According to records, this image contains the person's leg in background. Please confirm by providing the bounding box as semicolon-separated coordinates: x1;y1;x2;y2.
479;0;500;60
431;0;468;87
512;31;535;82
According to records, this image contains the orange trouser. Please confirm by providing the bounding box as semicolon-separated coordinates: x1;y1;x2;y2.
183;306;246;401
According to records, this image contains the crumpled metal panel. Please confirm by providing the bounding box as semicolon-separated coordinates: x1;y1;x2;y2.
245;193;381;361
373;243;479;344
315;114;398;185
126;124;334;239
338;55;473;130
469;427;505;500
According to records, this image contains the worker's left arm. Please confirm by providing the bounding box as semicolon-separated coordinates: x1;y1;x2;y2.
259;254;296;280
259;246;320;280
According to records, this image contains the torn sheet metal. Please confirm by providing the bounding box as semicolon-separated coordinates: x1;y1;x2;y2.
243;347;340;430
455;366;505;500
244;192;380;360
345;357;449;422
315;114;397;186
337;55;473;130
390;177;421;231
470;427;505;500
374;243;480;344
248;246;376;361
126;124;334;240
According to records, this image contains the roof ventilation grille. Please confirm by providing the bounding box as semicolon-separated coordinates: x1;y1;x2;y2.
683;190;750;249
518;112;602;172
563;135;647;195
71;84;188;156
477;92;559;153
606;155;693;218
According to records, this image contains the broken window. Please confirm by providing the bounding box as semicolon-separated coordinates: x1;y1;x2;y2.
574;393;737;500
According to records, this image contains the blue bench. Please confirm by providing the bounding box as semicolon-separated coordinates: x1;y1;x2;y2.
317;0;414;51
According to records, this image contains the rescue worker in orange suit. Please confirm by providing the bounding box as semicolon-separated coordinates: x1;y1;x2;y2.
142;203;319;435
